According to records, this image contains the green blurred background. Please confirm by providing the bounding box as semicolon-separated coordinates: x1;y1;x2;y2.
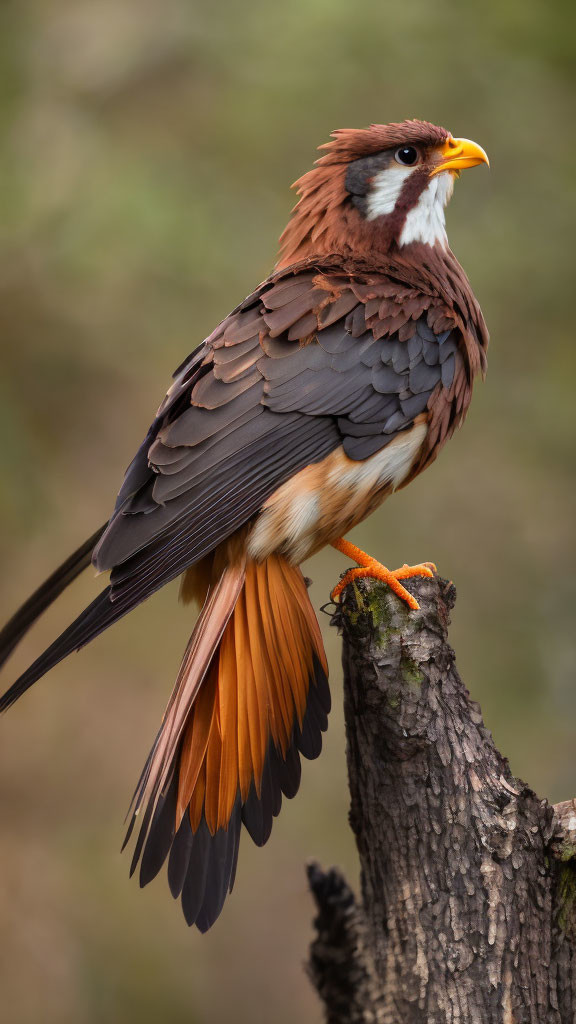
0;0;574;1021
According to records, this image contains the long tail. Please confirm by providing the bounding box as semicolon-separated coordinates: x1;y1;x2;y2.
126;554;330;932
0;524;106;674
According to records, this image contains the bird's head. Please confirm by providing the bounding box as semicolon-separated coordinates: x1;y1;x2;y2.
277;120;488;268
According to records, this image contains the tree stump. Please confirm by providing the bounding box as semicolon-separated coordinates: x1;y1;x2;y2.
307;573;576;1023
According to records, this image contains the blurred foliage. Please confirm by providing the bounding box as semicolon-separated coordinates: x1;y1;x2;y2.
0;0;575;1021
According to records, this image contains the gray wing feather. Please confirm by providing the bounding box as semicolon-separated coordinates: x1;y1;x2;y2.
93;270;458;612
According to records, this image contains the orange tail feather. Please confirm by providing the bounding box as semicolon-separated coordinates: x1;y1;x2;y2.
128;554;330;932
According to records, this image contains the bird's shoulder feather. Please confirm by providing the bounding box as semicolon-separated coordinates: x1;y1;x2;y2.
92;257;485;602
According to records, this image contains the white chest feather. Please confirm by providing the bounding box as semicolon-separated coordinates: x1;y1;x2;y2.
248;422;428;565
329;422;428;493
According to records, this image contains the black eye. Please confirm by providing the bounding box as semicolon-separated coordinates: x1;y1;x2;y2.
395;146;419;166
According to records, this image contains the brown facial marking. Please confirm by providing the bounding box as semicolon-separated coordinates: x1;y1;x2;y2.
277;121;450;268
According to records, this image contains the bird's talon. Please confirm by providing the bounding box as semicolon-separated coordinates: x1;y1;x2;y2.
330;539;437;611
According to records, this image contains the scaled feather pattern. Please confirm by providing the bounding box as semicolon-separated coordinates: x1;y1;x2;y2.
0;119;488;930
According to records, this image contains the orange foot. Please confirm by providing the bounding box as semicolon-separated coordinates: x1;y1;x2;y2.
330;537;435;611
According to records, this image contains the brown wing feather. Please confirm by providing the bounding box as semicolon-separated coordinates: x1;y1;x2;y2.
1;257;485;717
95;257;485;581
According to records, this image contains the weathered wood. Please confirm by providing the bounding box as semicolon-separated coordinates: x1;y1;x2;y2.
308;573;576;1023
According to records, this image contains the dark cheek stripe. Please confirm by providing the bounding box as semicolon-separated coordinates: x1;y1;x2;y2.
384;168;430;237
346;153;430;240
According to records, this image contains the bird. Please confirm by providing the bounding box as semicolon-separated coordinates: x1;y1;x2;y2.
0;120;489;931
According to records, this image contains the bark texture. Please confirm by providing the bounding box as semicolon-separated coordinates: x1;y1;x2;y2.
308;573;576;1023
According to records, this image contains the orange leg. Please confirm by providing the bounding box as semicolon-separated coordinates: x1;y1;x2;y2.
330;537;435;611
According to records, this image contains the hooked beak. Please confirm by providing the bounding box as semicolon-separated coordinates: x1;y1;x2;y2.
430;136;490;177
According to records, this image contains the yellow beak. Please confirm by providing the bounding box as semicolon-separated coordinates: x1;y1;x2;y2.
430;136;490;176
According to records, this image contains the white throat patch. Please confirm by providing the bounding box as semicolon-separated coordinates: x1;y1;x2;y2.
366;166;454;249
399;171;454;248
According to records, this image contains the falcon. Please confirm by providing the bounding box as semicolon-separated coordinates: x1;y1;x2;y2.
0;120;489;930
